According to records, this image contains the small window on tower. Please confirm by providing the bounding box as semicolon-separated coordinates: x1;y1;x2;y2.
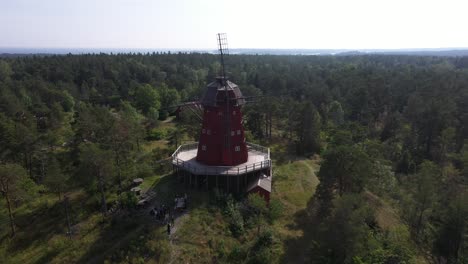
237;130;241;135
207;129;211;135
218;112;222;116
202;145;207;151
231;131;235;136
202;129;206;134
233;111;236;115
235;146;240;152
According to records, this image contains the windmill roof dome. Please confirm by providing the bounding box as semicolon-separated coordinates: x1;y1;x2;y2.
201;77;245;107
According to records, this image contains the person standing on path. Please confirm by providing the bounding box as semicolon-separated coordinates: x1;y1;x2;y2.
167;223;171;236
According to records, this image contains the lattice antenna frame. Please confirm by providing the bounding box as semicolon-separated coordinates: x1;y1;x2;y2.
217;33;232;160
217;33;229;83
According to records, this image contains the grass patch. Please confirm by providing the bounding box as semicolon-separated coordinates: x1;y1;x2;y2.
274;159;319;211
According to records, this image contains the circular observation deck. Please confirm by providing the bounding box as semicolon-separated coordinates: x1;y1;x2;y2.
172;142;271;176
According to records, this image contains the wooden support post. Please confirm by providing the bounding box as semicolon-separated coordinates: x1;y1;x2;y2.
237;175;239;193
216;174;218;189
227;175;229;192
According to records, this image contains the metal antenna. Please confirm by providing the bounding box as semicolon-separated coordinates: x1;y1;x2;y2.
217;33;232;163
217;33;229;84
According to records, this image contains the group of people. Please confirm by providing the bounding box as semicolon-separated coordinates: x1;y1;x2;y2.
149;193;190;236
149;204;173;225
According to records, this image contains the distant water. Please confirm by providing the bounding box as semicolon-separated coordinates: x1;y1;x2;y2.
2;47;468;56
0;47;214;54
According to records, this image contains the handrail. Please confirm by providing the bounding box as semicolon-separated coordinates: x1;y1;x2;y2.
172;157;271;176
170;142;271;176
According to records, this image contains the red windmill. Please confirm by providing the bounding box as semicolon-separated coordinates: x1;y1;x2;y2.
172;34;272;200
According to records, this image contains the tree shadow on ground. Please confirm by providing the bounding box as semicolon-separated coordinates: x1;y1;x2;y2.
280;194;321;263
1;191;107;263
76;173;210;263
7;201;67;253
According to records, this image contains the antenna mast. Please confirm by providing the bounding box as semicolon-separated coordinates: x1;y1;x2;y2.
217;33;229;84
217;33;232;163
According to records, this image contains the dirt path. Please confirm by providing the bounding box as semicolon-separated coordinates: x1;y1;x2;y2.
168;212;190;264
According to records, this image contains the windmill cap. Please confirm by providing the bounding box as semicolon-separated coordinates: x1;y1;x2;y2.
201;78;245;107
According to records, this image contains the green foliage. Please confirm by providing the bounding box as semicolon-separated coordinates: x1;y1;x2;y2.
0;60;12;81
159;83;180;110
408;160;440;237
353;225;416;264
134;84;160;114
0;163;34;198
225;197;244;237
147;128;167;140
61;90;75;111
268;198;283;223
248;229;277;264
77;142;115;213
43;156;69;199
0;163;34;236
0;53;467;263
433;192;468;263
461;143;468;183
123;191;137;209
106;227;170;263
311;194;378;264
135;162;153;179
327;100;344;126
296;102;322;154
316;144;374;216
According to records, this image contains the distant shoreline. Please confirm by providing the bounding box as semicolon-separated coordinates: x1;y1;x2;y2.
2;47;468;57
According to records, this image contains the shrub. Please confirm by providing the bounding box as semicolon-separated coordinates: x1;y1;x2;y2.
147;128;166;140
123;192;137;209
268;198;283;223
136;163;153;178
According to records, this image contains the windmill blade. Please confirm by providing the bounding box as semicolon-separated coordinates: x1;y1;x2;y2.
169;101;203;121
185;105;203;121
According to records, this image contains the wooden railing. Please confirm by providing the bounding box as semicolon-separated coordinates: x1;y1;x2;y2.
246;142;270;159
171;142;198;160
171;142;271;176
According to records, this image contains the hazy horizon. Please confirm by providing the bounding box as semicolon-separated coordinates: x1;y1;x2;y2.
2;0;468;50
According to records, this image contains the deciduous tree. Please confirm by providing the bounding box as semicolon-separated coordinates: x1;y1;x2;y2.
0;163;32;236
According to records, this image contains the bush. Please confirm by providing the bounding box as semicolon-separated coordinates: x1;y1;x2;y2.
123;192;137;209
247;229;278;264
215;239;227;259
228;245;247;263
159;110;169;120
146;128;166;140
268;198;283;223
145;230;170;263
136;163;153;178
226;199;244;237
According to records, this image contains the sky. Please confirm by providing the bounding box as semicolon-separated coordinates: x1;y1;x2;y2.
1;0;468;50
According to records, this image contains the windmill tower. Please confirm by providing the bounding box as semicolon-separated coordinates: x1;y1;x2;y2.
172;34;272;201
196;34;248;165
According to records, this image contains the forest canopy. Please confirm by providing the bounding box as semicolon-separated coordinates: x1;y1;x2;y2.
0;53;467;263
